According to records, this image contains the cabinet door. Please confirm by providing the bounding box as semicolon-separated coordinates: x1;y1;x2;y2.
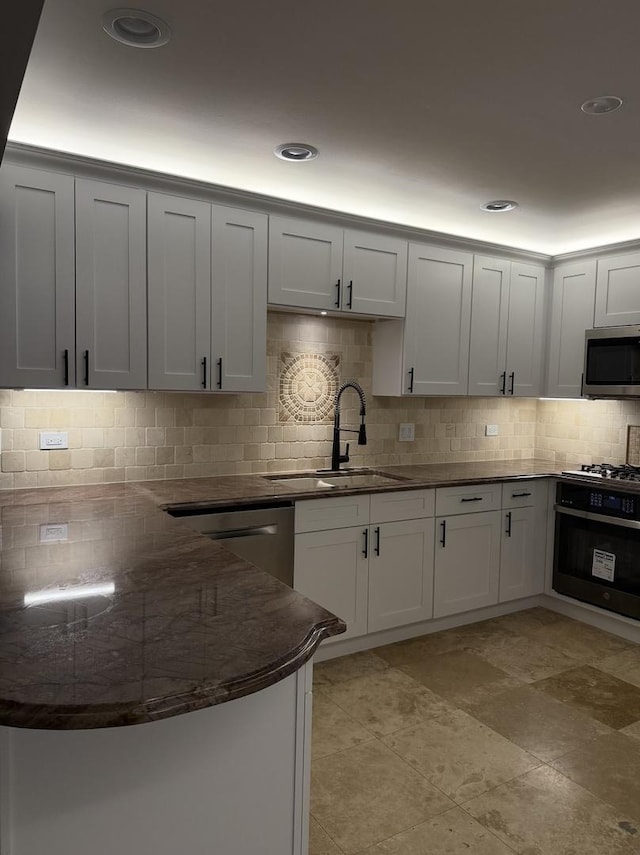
505;262;547;396
368;518;434;632
405;244;473;395
268;217;343;311
294;527;368;642
75;180;147;389
212;206;267;392
546;261;596;397
595;252;640;326
0;165;75;388
468;256;510;396
433;511;501;618
342;230;407;317
500;505;545;601
147;194;211;391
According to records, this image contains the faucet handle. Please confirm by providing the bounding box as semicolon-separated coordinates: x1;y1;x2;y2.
340;442;350;464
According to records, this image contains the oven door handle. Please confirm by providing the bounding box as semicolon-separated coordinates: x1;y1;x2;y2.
554;504;640;531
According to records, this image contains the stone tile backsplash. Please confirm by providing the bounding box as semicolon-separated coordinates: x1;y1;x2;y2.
0;311;637;490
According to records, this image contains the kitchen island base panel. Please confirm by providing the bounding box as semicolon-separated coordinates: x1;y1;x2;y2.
0;663;312;855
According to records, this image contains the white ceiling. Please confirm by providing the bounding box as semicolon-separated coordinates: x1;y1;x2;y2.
10;0;640;255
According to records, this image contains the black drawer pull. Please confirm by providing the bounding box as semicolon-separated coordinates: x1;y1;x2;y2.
508;371;515;395
63;348;69;386
374;526;380;556
362;528;368;558
347;281;353;309
408;367;415;393
460;497;483;502
505;511;512;537
500;371;506;395
335;279;341;308
217;357;223;389
511;491;531;498
83;349;89;386
440;519;446;547
202;356;207;388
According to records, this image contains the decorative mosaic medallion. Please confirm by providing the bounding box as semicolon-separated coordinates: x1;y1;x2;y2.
279;352;340;423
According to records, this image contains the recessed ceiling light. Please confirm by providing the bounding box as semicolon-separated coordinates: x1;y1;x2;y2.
580;95;623;115
102;8;171;48
480;200;519;213
274;143;319;162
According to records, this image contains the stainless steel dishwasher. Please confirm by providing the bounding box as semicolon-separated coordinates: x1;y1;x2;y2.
167;501;295;586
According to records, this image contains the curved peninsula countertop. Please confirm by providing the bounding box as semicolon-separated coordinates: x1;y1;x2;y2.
0;483;344;730
0;458;560;730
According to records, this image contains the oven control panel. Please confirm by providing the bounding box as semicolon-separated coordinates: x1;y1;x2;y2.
558;482;638;520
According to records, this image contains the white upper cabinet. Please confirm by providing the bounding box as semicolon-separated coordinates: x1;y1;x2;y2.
268;217;407;317
595;251;640;326
75;179;147;390
468;256;510;396
147;200;267;393
546;260;596;397
342;230;407;317
506;262;547;396
0;165;75;389
468;258;547;397
211;206;267;392
268;217;343;311
374;244;473;396
148;194;212;391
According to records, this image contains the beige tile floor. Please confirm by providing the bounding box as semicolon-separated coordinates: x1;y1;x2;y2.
310;608;640;855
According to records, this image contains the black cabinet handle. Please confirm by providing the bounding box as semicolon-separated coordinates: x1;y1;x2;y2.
508;371;515;395
408;367;415;393
511;491;531;498
335;279;341;308
440;519;446;547
347;281;353;309
216;357;223;389
362;528;368;558
201;356;207;389
374;526;380;556
63;349;69;386
500;371;506;395
83;350;89;386
461;496;483;503
505;511;512;537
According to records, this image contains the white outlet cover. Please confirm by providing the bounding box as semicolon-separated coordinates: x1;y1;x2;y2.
39;431;69;450
485;424;499;436
39;523;68;543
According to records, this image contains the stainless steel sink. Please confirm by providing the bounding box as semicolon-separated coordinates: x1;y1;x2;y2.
264;470;409;492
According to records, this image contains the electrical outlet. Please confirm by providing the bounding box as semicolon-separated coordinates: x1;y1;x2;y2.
39;431;68;450
398;423;415;442
485;424;499;437
39;523;68;543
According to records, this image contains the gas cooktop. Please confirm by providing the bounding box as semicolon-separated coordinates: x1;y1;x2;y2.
562;463;640;482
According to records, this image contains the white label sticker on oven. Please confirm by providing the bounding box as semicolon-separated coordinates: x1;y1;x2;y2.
592;549;616;582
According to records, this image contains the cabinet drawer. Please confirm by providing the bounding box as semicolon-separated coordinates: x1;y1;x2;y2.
501;480;544;508
295;494;370;533
370;489;435;523
435;483;501;516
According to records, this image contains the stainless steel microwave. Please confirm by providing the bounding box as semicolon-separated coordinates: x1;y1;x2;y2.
583;325;640;397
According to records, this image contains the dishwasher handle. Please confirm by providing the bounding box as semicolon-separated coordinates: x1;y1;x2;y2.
205;524;278;540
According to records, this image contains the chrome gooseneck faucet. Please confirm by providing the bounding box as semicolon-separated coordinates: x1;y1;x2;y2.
330;380;367;471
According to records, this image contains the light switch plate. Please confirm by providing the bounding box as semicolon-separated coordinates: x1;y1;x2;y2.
398;423;415;442
39;431;68;450
485;424;499;436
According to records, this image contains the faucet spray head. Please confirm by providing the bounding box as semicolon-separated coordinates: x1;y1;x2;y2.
358;420;367;445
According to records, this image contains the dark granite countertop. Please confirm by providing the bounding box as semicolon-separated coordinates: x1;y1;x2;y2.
0;458;561;731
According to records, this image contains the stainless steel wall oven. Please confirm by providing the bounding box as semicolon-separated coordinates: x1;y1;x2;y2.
553;481;640;621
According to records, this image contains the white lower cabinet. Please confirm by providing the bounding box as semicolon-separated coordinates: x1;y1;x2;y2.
499;481;547;601
434;510;502;618
294;526;369;642
368;517;434;633
294;491;435;641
